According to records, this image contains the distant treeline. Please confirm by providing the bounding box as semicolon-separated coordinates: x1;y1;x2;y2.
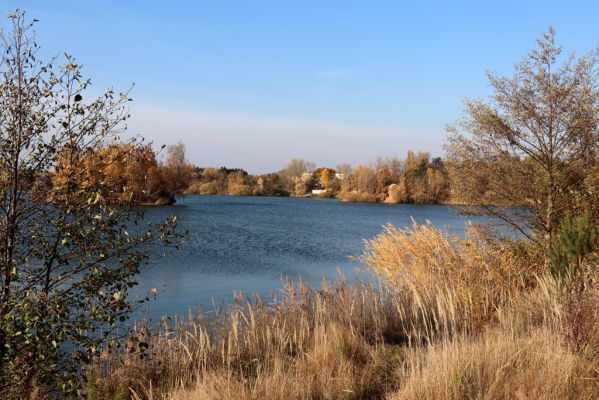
45;142;454;205
186;151;450;204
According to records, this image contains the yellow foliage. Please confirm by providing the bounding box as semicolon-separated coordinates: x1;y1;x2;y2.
198;182;219;195
338;190;378;203
52;142;194;205
228;183;250;196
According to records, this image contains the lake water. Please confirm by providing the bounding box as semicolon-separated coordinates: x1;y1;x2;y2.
132;195;486;321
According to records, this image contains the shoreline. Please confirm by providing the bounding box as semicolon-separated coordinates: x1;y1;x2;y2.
181;192;457;206
142;193;493;209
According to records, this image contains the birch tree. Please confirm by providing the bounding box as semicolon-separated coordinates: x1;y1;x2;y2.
0;11;179;397
446;28;599;249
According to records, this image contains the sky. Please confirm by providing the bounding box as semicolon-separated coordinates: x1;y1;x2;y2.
3;1;599;173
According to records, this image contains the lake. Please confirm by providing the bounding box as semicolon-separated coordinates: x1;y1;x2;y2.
132;195;486;321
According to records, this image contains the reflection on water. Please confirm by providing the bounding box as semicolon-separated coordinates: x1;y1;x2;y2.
132;195;487;321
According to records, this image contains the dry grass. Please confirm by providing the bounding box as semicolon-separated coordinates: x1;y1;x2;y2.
361;221;541;330
393;327;594;400
92;222;599;400
95;279;407;400
392;276;599;400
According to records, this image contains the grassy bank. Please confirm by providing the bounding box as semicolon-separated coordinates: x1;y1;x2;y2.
93;223;599;399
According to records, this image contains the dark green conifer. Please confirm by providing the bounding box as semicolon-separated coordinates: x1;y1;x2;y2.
548;215;598;281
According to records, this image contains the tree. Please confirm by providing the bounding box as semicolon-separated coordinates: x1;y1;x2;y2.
335;163;352;192
406;150;418;172
159;141;194;201
426;166;447;202
351;165;377;194
374;156;403;182
548;214;598;282
261;173;289;196
280;158;315;191
0;12;179;397
320;168;330;189
375;165;392;194
227;170;250;196
335;163;352;178
445;28;599;249
53;142;162;205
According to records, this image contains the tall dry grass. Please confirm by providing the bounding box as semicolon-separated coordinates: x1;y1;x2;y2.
360;222;541;331
392;275;599;400
94;279;408;399
92;222;599;400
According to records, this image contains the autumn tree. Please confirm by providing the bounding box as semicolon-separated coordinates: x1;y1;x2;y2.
387;176;409;203
261;173;289;196
195;167;226;194
158;141;194;201
227;170;251;196
446;28;599;248
281;158;315;179
405;150;418;172
53;142;178;205
0;12;179;397
320;168;331;189
351;165;377;194
280;158;315;193
375;156;403;182
335;163;352;192
426;164;447;202
375;166;392;194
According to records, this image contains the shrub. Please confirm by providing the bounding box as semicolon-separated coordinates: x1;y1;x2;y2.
386;182;409;203
227;183;251;196
338;191;378;203
185;182;203;194
546;215;599;354
199;182;219;195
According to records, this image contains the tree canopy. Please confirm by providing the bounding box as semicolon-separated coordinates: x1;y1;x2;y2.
446;27;599;247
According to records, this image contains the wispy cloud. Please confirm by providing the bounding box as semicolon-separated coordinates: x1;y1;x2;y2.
315;68;353;78
125;103;437;174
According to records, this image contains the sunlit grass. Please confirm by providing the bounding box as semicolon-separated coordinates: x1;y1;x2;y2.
93;222;599;400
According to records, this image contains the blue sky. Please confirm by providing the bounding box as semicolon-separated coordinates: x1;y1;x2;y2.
4;1;599;172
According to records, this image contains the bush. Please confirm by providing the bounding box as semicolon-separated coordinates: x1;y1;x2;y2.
185;183;203;194
198;182;219;195
227;183;251;196
338;191;378;203
546;215;599;354
386;183;408;203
